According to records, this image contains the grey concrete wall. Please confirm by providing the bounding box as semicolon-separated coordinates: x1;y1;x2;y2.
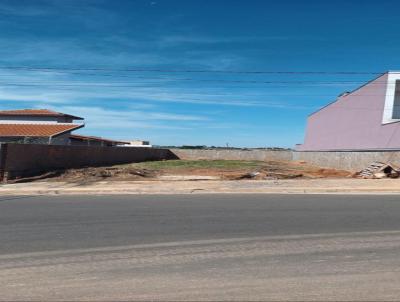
0;143;178;180
293;151;400;171
170;149;293;162
171;149;400;171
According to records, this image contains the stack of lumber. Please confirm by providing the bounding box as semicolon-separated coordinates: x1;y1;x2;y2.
357;162;399;179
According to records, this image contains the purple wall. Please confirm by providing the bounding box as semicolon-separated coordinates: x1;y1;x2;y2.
298;73;400;151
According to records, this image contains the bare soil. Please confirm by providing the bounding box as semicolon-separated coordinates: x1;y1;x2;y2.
24;160;351;184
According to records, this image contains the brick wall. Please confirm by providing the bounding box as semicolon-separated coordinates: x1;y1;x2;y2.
0;143;178;180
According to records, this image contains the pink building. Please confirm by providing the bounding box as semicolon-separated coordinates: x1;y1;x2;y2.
297;71;400;151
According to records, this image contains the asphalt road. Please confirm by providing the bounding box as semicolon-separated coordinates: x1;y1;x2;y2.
2;194;400;300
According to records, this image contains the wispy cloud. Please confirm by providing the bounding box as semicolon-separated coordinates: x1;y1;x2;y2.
0;69;318;109
0;83;315;109
53;105;206;125
157;35;325;46
43;105;204;138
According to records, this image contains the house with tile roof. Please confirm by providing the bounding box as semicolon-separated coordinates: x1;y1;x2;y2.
0;109;84;145
297;71;400;151
0;109;128;146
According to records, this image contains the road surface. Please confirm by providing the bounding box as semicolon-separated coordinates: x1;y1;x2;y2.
1;194;400;300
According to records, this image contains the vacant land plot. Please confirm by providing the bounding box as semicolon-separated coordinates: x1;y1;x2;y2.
22;159;351;184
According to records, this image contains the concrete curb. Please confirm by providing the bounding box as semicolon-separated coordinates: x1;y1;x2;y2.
0;179;400;195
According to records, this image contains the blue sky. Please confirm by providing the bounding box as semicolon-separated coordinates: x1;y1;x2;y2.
0;0;399;147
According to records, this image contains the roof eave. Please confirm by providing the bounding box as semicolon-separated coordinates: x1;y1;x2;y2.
62;114;84;120
307;71;389;117
70;134;129;144
51;124;85;138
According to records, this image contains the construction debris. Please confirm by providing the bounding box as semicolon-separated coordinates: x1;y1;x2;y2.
237;171;261;179
356;162;400;179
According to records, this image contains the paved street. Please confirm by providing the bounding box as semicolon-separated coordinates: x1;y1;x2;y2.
1;194;400;300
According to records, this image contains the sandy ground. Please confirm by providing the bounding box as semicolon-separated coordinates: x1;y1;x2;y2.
21;160;351;183
0;178;400;195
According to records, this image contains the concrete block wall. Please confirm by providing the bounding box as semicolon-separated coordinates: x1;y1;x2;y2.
170;149;293;162
171;148;400;171
293;151;400;171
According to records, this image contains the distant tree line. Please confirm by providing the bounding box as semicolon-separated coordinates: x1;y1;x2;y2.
156;145;292;151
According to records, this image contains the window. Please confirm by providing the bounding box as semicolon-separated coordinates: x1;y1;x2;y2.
392;80;400;119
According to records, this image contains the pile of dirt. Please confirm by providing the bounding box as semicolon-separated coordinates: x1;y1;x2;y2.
48;166;157;183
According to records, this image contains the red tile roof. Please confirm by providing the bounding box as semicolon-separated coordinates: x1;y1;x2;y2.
0;124;83;137
0;109;83;120
70;134;129;144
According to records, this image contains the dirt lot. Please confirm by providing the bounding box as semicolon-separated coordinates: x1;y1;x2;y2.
24;160;351;184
